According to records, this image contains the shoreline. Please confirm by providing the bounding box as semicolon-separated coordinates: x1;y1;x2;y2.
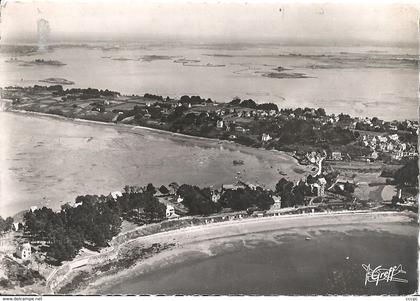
5;109;303;165
47;210;417;294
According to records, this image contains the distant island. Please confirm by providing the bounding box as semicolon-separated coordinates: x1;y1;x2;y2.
262;66;312;79
39;78;75;85
16;59;66;67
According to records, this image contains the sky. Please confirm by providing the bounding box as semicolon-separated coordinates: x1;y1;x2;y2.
0;0;418;46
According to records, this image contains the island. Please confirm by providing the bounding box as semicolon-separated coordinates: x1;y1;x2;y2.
39;78;75;85
19;59;66;67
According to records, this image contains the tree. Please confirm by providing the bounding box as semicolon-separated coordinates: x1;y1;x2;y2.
146;183;157;194
169;182;179;194
316;108;326;117
177;184;220;215
275;178;293;195
142;193;166;223
219;186;273;211
344;182;355;193
4;217;13;232
391;196;400;206
240;99;257;109
230;98;241;106
0;216;5;232
257;103;278;112
394;159;419;187
159;185;170;195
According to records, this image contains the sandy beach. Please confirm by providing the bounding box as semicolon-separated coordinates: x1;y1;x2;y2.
54;211;418;295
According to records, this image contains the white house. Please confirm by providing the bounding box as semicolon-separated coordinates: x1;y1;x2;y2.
166;205;178;219
261;133;272;142
110;191;123;200
211;191;221;203
331;152;342;161
216;120;224;128
269;196;282;211
16;243;31;260
377;136;388;143
12;222;20;231
317;178;327;196
389;134;399;141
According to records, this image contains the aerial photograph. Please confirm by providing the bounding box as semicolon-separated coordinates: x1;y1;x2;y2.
0;0;418;297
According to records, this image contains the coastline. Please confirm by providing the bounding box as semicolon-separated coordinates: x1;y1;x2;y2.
5;109;303;166
47;210;417;294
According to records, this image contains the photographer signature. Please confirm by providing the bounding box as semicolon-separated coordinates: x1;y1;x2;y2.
362;264;408;286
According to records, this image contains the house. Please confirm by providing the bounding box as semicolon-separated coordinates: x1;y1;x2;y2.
370;151;379;160
331;152;342;161
216;120;224;128
389;134;399;141
392;151;403;160
306;152;318;164
311;177;327;197
222;182;246;191
176;195;184;203
377;136;388;143
261;133;272;142
166;205;176;218
211;191;221;203
317;178;327;196
16;243;31;260
269;196;282;211
12;222;20;231
328;178;354;192
110;191;123;200
235;126;246;133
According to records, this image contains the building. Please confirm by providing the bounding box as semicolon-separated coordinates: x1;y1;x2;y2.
16;243;31;260
370;151;379;160
176;195;184;203
312;178;327;196
211;191;221;203
222;182;246;191
331;152;342;161
12;222;20;231
269;196;282;211
110;191;123;200
389;134;399;141
261;133;272;142
166;205;176;218
216;120;224;128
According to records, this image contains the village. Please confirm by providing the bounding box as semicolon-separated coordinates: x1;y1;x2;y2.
1;85;418;166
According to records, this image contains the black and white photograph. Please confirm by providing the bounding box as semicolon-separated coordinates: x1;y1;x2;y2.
0;0;418;297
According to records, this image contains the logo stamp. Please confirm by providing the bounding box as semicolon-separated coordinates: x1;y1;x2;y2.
362;264;408;286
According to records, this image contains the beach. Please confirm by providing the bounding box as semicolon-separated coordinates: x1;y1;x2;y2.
0;111;310;217
55;211;418;295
